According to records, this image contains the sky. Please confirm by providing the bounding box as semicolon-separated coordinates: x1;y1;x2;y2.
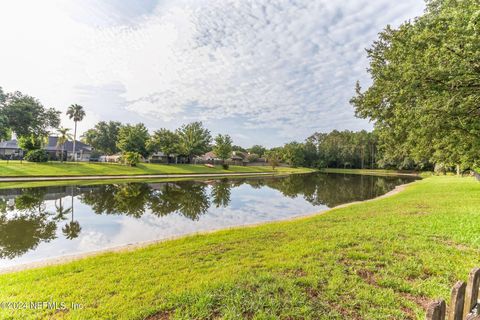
0;0;425;147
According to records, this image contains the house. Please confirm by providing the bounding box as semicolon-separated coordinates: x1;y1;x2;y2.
197;151;219;161
195;151;247;165
0;137;92;161
0;140;24;159
44;136;92;161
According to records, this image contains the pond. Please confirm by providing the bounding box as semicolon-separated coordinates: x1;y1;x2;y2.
0;172;417;269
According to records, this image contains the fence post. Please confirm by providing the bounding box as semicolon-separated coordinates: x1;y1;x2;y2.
426;300;446;320
464;268;480;319
448;281;466;320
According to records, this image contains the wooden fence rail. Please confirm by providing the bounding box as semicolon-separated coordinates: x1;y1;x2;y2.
426;268;480;320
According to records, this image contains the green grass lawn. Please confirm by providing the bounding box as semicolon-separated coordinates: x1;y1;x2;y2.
0;161;313;177
1;176;479;319
319;168;422;176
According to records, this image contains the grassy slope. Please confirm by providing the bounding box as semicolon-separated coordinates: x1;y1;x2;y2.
0;161;313;177
319;168;420;176
1;176;479;319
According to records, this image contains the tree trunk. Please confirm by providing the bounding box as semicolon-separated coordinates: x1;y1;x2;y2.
72;121;77;162
456;164;460;176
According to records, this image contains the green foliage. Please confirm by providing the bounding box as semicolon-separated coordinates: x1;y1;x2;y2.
232;145;247;153
265;149;282;170
281;142;304;167
351;0;480;169
213;134;233;162
116;123;150;158
248;145;266;157
18;135;43;152
310;130;379;169
148;129;180;159
24;149;49;162
82;121;122;155
2;91;60;138
66;104;86;123
121;152;141;167
176;122;212;162
247;153;259;162
56;128;73;162
0;113;10;141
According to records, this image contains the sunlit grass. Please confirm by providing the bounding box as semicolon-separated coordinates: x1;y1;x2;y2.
1;176;479;319
0;161;314;177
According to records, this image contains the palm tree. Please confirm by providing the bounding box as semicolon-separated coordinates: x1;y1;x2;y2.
66;104;86;162
54;197;71;221
62;187;81;239
56;127;72;162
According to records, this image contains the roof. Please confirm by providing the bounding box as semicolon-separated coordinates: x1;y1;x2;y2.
44;137;91;153
0;140;20;149
198;151;217;160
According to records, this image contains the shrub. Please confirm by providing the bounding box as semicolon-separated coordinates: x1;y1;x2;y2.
246;153;259;162
121;152;141;167
24;149;49;162
222;163;229;170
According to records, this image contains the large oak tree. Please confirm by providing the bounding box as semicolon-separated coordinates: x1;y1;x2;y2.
351;0;480;171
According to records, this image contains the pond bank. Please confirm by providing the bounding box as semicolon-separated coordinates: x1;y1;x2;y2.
0;178;413;274
3;176;474;319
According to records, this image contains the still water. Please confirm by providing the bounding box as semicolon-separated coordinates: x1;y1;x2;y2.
0;173;417;269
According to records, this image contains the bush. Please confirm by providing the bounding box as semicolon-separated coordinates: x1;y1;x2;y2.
121;152;141;167
246;153;259;162
222;163;229;170
24;149;49;162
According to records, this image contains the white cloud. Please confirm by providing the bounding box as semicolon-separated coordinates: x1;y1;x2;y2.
0;0;425;145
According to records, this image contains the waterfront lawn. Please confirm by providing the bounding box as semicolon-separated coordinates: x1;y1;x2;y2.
319;168;421;176
0;161;313;177
1;176;480;319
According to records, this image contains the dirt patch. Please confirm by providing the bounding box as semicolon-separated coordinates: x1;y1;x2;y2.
400;292;431;310
145;311;172;320
356;269;377;286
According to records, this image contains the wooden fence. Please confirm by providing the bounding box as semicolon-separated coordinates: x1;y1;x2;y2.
426;267;480;320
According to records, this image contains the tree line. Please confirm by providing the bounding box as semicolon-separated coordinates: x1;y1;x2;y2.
0;85;409;170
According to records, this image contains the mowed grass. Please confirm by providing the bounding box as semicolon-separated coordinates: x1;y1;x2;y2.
0;161;313;177
319;168;421;176
1;176;480;319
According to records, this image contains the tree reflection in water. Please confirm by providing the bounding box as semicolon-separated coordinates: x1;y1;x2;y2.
0;188;56;259
0;173;416;260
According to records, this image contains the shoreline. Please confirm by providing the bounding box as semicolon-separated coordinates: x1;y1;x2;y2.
0;180;415;275
0;171;280;183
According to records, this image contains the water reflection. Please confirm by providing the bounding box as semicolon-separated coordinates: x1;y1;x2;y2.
0;173;416;264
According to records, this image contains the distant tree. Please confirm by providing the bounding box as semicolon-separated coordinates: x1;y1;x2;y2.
265;149;282;170
247;153;259;162
82;121;122;155
232;145;247;153
176;122;211;163
56;127;72;162
18;135;43;152
248;145;266;157
147;129;180;163
282;142;304;167
66;104;86;161
213;134;233;169
116;123;150;158
2;91;60;137
121;151;141;167
0;87;9;141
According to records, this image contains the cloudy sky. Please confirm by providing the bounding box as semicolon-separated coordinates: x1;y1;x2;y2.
0;0;425;147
